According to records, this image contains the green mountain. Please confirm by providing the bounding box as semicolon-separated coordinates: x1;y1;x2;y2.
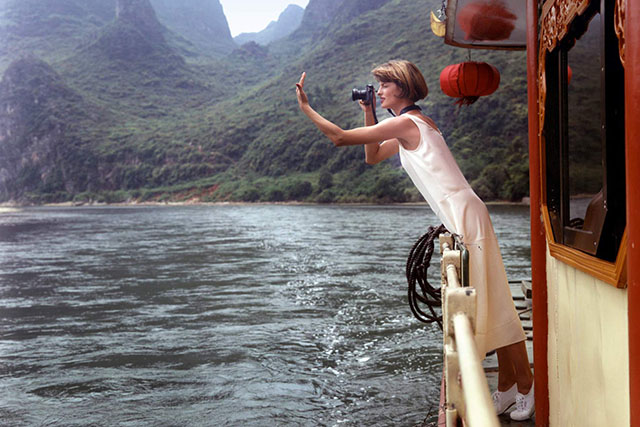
0;0;533;204
0;57;107;199
0;0;115;71
150;0;236;57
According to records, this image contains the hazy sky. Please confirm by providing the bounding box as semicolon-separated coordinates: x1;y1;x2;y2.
219;0;309;37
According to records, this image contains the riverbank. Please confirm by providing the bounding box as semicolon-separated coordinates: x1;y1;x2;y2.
1;198;531;210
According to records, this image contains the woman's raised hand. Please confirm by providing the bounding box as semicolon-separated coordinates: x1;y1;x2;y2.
295;72;309;109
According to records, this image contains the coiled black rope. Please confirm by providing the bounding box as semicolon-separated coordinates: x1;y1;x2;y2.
406;224;448;330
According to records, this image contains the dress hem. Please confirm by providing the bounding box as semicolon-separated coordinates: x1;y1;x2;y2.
475;315;527;359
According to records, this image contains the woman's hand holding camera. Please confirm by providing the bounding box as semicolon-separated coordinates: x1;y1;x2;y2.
352;85;377;123
358;93;376;113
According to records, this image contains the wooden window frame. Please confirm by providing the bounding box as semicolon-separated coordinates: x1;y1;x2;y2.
538;0;627;288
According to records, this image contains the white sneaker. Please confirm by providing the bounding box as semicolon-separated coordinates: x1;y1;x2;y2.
492;383;517;415
510;382;535;421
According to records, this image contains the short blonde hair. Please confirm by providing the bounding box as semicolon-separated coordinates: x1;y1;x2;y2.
372;60;428;102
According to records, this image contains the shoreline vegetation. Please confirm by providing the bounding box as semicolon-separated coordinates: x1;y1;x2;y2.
0;164;533;208
1;199;532;209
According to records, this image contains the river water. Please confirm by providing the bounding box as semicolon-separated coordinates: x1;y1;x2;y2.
0;204;530;426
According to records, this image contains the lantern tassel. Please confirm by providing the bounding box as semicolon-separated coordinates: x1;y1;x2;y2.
454;96;480;106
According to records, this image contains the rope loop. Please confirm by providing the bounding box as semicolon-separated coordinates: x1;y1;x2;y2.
405;224;448;330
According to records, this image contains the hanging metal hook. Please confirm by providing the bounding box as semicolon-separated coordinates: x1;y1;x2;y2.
437;0;446;20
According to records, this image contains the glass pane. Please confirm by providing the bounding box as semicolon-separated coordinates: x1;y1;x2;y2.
567;13;603;226
447;0;526;49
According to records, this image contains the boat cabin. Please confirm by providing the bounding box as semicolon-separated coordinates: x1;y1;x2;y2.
437;0;639;425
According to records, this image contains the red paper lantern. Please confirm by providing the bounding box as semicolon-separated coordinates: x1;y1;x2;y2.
457;0;517;41
440;61;500;106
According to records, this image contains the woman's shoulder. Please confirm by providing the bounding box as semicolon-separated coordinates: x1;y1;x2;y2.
406;113;441;134
420;114;440;131
385;113;441;136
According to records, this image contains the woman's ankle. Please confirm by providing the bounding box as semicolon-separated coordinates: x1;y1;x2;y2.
516;378;534;394
497;380;517;392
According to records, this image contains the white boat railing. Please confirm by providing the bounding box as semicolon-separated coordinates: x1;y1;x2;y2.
440;234;499;427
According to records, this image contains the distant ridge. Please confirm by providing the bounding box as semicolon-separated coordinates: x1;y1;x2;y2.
150;0;236;56
82;0;181;64
0;0;116;71
234;4;304;46
116;0;164;42
296;0;388;36
268;0;390;58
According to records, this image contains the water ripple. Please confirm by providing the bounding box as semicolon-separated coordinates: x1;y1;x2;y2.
0;204;530;426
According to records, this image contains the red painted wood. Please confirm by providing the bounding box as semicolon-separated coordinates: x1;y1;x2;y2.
526;0;549;425
627;0;640;424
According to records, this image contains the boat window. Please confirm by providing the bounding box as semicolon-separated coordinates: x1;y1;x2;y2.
543;0;626;262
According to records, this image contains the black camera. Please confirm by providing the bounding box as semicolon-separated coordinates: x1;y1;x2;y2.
352;84;375;105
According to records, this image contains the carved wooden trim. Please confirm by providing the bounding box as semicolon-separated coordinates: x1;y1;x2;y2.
537;0;592;133
540;0;591;52
538;54;547;136
615;0;626;66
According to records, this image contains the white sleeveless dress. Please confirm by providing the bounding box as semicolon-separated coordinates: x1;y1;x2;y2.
399;114;525;357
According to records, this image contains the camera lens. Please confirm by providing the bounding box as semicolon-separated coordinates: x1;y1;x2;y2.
352;88;367;102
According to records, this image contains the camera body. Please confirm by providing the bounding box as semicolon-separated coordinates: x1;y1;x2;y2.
352;84;375;106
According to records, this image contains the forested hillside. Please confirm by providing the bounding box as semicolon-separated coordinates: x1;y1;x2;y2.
0;0;539;204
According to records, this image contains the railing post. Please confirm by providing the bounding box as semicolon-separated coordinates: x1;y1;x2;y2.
440;234;499;427
444;337;463;422
453;313;499;427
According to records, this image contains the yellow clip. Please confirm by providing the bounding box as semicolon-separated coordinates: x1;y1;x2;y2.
431;11;446;38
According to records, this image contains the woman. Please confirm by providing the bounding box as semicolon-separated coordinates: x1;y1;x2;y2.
295;60;534;421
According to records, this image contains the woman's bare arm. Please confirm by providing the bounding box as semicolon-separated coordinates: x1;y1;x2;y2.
360;100;399;165
295;72;417;149
364;139;399;164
